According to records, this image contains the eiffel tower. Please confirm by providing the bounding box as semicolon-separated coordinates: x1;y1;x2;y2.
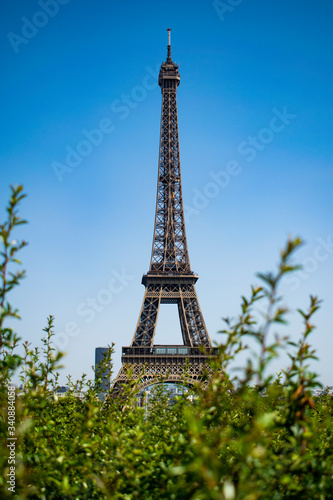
113;30;216;393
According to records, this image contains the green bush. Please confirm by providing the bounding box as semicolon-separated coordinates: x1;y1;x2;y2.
1;185;332;499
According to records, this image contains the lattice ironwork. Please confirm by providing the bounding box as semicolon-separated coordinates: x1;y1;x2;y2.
113;31;214;394
115;362;208;392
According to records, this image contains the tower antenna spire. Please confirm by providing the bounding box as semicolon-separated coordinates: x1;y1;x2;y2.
167;28;172;61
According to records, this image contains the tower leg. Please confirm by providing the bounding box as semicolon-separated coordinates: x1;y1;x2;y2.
132;287;162;347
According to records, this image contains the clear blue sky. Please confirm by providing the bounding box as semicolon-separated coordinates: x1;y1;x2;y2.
1;0;332;385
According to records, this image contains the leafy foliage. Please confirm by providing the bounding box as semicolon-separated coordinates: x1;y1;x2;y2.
0;186;332;499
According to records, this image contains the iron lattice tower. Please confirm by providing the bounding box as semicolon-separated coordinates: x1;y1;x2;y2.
114;30;216;392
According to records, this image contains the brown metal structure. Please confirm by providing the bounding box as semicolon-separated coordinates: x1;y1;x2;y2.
113;30;216;392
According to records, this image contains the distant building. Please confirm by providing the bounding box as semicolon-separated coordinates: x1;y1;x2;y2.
55;386;85;400
312;386;333;397
95;347;111;398
141;383;195;406
57;386;68;394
